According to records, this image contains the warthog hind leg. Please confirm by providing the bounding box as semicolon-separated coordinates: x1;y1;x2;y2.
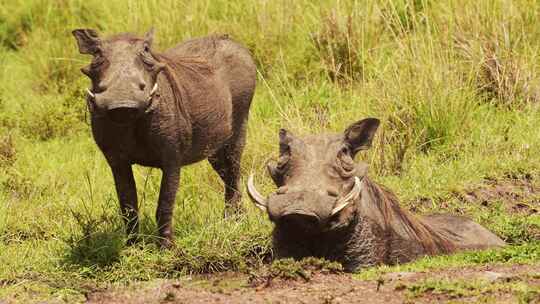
209;119;247;218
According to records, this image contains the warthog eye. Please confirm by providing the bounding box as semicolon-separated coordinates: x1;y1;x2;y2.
267;157;288;186
81;65;92;77
276;138;291;174
337;145;355;174
90;53;106;69
140;44;158;70
276;154;290;173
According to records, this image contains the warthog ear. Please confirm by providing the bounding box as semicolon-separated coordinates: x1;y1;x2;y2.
72;29;101;55
344;118;380;154
144;28;155;46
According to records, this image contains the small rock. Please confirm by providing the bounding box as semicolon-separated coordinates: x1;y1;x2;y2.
162;291;176;302
482;271;519;283
394;283;407;291
383;272;416;281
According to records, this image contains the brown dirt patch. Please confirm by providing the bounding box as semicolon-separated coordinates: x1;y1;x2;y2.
458;176;540;215
85;264;540;304
410;176;540;218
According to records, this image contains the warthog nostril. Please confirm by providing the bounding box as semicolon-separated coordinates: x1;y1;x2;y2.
139;83;146;91
327;189;339;197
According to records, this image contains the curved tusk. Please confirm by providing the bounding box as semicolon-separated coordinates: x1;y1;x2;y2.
247;174;268;212
331;176;363;216
145;83;159;112
150;82;158;96
86;88;95;98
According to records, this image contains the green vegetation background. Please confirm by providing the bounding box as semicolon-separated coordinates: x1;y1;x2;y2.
0;0;539;302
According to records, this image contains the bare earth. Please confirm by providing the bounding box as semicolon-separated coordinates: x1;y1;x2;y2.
86;264;540;304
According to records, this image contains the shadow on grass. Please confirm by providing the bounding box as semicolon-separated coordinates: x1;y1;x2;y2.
61;213;165;271
63;230;125;269
61;200;128;270
60;201;273;278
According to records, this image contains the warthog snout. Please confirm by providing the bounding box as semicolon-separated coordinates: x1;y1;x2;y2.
106;103;140;124
279;210;321;232
265;192;328;234
103;100;142;124
248;175;363;228
267;190;330;214
87;81;158;124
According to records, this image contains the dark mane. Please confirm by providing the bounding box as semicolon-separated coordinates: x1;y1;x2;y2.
149;51;216;145
361;177;456;255
156;53;214;78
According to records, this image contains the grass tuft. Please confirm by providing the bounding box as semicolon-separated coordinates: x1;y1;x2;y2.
249;257;343;285
312;8;362;83
0;132;15;166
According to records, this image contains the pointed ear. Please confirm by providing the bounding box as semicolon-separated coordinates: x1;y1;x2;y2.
144;28;155;46
72;29;101;55
344;118;380;154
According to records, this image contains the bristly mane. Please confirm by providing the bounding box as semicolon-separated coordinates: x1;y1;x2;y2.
361;177;456;255
150;51;215;146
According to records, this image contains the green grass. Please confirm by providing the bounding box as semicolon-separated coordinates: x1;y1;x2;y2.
1;0;540;302
402;277;539;303
356;242;540;281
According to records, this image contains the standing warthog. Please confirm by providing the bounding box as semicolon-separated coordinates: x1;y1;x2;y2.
247;118;505;271
72;29;256;247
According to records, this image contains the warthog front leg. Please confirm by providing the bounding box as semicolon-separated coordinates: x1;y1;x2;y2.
110;164;139;244
156;166;181;248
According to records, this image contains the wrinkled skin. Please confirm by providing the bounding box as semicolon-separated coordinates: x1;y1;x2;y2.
73;29;256;247
249;118;505;272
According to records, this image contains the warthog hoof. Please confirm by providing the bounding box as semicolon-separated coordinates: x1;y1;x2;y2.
224;204;244;219
159;237;175;249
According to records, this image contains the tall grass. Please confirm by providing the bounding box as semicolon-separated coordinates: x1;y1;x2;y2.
0;0;539;301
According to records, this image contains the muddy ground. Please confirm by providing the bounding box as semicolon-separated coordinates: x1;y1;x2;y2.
85;264;540;304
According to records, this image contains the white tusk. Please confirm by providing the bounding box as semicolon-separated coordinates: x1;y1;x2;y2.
331;176;363;216
150;82;158;96
247;174;268;211
86;88;95;98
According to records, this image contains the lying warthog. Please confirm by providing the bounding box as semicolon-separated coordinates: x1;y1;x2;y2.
72;29;256;247
247;118;505;271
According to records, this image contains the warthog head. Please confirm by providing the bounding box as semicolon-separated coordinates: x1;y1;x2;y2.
72;28;164;124
248;118;380;235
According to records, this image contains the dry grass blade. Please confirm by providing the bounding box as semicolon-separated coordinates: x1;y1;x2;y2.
456;34;539;107
312;9;362;84
0;134;16;166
